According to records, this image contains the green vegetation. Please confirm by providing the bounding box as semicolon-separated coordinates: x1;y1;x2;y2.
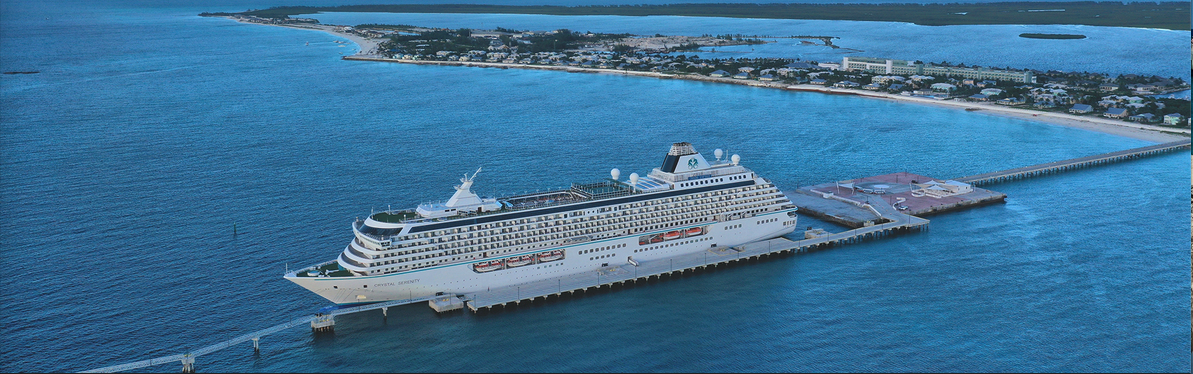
371;210;420;223
1019;33;1087;39
233;2;1190;30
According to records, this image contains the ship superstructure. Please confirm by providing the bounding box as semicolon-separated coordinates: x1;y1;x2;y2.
285;143;798;304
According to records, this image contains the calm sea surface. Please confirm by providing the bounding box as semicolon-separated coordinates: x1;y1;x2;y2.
1;1;1188;372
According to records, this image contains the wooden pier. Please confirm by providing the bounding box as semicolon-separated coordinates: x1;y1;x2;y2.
955;139;1190;186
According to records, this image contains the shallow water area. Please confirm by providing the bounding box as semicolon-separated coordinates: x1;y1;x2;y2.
0;1;1189;373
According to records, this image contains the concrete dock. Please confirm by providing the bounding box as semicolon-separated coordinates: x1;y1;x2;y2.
464;212;928;312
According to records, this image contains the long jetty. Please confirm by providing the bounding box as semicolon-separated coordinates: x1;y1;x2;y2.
955;139;1190;186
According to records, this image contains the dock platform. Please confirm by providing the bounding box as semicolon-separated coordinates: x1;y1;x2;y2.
465;212;928;312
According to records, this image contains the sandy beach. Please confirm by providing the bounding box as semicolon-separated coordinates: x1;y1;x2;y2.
245;19;1188;143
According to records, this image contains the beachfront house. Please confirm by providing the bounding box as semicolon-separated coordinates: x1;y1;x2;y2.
863;83;882;91
759;74;777;81
1103;107;1129;119
930;83;956;92
709;70;729;77
834;81;860;88
980;88;1004;96
810;79;827;85
967;94;989;102
1164;113;1184;126
1128;113;1157;123
996;97;1025;106
1068;104;1093;114
733;72;750;79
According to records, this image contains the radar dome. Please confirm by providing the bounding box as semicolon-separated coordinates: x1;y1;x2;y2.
714;149;723;161
731;154;740;165
611;168;621;181
629;173;640;187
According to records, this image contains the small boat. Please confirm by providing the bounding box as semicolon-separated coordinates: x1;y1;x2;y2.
538;250;564;262
685;227;704;236
473;260;503;273
650;234;664;243
505;255;534;268
663;231;681;240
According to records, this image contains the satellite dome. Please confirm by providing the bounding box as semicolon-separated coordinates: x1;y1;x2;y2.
611;168;620;181
731;154;740;165
714;149;723;161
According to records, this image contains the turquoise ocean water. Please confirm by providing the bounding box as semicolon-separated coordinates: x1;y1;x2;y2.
1;1;1189;372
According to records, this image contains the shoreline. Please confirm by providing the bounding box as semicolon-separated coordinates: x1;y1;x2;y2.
237;18;1188;144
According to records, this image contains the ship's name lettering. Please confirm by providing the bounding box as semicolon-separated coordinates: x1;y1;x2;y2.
395;279;420;285
374;282;396;287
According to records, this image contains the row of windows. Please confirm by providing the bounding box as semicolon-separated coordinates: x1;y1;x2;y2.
355;185;789;274
579;243;626;255
590;253;615;261
353;188;782;271
355;194;784;273
634;237;711;253
757;218;778;224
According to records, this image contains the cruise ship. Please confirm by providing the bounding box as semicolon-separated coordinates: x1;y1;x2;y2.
285;143;798;304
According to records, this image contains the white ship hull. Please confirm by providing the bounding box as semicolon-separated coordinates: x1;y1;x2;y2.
287;211;796;305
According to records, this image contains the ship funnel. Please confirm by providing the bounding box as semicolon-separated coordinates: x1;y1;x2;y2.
660;142;710;173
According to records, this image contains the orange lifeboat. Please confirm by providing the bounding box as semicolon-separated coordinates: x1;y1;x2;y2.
538;249;564;262
473;260;503;273
686;227;704;236
663;231;681;241
505;254;534;268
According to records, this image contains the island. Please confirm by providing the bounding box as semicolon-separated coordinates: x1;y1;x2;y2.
204;14;1191;142
1019;33;1087;39
202;2;1192;30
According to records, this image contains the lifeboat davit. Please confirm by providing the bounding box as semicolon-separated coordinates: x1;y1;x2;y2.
663;231;681;241
650;234;664;243
506;255;534;268
473;260;503;273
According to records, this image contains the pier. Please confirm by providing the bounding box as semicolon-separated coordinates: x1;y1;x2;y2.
464;208;928;312
955;139;1190;186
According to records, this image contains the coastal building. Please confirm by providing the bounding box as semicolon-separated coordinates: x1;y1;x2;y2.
759;74;776;81
841;57;1033;83
834;81;860;88
980;88;1004;96
709;70;729;77
1128;113;1157;122
1099;83;1119;92
863;83;882;91
817;62;841;70
1103;107;1129;119
809;79;827;85
1163;113;1184;125
996;97;1025;106
1069;104;1093;114
968;94;989;101
930;83;957;92
733;72;750;79
911;180;974;199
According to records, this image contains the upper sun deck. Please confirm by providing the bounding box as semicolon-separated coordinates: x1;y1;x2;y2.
365;180;638;226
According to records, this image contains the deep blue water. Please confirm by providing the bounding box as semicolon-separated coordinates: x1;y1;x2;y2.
1;1;1189;372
